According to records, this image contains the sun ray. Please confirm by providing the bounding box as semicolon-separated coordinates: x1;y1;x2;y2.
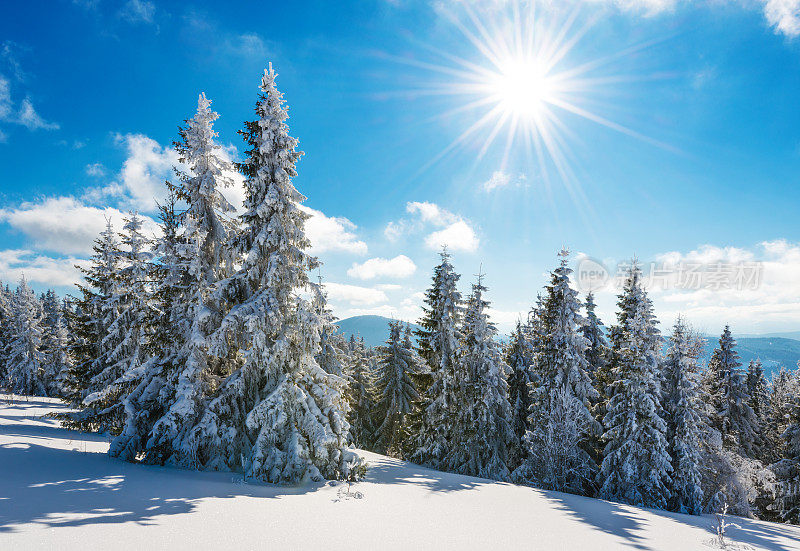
385;0;671;194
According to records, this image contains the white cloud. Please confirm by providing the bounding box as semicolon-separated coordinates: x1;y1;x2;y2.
0;51;59;136
588;240;800;334
406;201;459;225
583;0;800;37
119;0;156;24
85;162;106;177
425;220;480;252
385;201;480;252
0;249;87;287
98;133;180;212
300;205;368;256
18;98;59;130
762;0;800;37
347;255;417;280
483;171;511;192
324;282;388;305
375;283;403;291
481;170;527;192
0;196;159;255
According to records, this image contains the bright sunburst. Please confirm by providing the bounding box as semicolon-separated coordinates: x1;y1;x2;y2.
393;0;663;192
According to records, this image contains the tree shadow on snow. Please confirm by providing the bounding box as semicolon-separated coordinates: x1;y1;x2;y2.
542;492;800;551
0;419;326;532
362;454;503;494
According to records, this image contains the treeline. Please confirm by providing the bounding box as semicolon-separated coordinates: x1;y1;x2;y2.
0;62;798;524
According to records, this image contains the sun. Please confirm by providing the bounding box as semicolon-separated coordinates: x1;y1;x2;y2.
390;0;661;190
489;58;556;119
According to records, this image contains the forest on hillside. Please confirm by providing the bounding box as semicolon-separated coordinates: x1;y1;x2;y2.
2;63;799;526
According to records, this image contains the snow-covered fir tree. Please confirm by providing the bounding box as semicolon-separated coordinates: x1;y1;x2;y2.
703;326;761;458
505;320;534;470
40;290;72;397
5;277;46;396
443;275;513;480
598;264;672;509
516;250;598;493
581;291;608;382
113;95;239;465
0;283;14;384
187;64;360;482
746;359;771;462
662;317;705;514
314;281;348;377
373;321;426;456
777;385;800;523
344;335;377;449
83;212;154;435
410;251;463;469
58;220;121;431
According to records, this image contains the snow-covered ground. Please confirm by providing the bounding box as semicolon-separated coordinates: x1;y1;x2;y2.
1;396;799;551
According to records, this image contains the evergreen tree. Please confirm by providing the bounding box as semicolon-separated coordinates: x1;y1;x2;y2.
344;335;377;450
505;320;534;470
598;264;672;509
445;275;513;480
83;212;154;435
314;281;348;377
40;290;72;397
110;191;191;462
746;359;771;462
0;284;13;383
410;251;463;469
703;326;761;458
58;220;121;431
582;291;608;382
113;94;240;464
517;250;598;492
5;277;46;396
778;386;800;523
662;317;705;514
373;321;426;456
188;64;360;482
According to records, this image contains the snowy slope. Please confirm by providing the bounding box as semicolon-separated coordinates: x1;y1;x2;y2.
2;397;799;551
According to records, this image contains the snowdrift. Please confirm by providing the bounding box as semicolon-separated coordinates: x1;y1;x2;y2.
1;396;798;550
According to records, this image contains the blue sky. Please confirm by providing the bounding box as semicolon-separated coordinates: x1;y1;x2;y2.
1;0;800;335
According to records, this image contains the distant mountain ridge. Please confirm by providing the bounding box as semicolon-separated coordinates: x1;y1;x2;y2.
338;315;800;378
336;315;422;348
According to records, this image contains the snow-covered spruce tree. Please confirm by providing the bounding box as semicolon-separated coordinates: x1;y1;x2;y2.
110;191;188;461
516;250;598;493
5;277;46;396
82;213;154;435
0;283;14;383
445;275;513;480
373;321;426;456
582;291;608;382
186;64;360;483
767;366;799;467
662;317;705;514
409;251;463;469
58;220;121;430
703;326;761;459
113;95;239;464
505;320;534;470
746;359;772;462
345;335;377;449
314;281;348;377
40;290;72;397
598;264;672;509
582;291;609;467
777;386;800;523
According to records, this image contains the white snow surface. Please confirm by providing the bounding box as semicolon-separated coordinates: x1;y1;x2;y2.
2;396;799;550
